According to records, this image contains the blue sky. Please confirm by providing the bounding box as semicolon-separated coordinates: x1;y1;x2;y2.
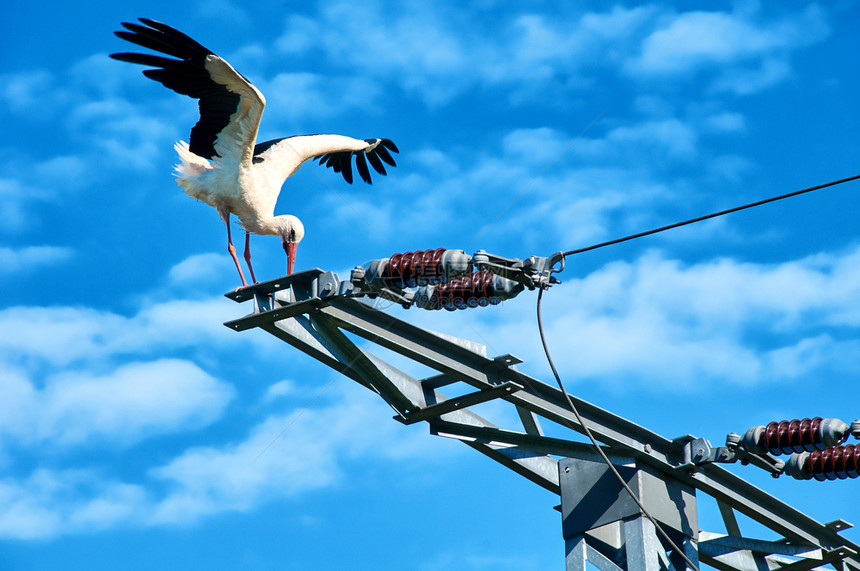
2;1;860;568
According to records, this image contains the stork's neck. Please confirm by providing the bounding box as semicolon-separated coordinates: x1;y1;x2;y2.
239;215;279;236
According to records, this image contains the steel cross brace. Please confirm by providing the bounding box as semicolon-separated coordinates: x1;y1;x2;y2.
225;271;860;570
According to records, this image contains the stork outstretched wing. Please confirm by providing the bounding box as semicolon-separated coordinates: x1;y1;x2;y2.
252;136;400;186
111;18;265;164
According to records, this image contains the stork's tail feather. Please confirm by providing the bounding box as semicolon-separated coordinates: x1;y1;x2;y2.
173;141;211;179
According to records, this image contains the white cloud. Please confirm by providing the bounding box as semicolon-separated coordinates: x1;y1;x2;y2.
274;15;319;54
501;128;571;167
0;178;31;233
0;246;74;274
44;360;234;445
0;285;261;457
637;11;780;73
0;306;123;367
34;155;90;190
262;379;295;403
0;297;245;367
0;359;234;448
149;382;457;524
566;117;702;166
148;412;339;522
710;57;791;95
67;97;179;171
0;469;148;540
273;4;653;106
580;5;656;39
0;383;458;538
193;0;249;26
702;111;746;133
275;3;471;106
637;7;826;72
0;69;57;112
627;5;829;93
269;3;829;107
541;183;632;248
0;161;79;235
167;252;229;285
69;54;135;101
258;72;383;124
606;119;698;159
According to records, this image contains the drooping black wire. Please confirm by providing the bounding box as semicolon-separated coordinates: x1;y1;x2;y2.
535;173;860;567
536;286;700;570
564;173;860;257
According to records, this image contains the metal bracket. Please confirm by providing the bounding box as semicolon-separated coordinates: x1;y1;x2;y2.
396;381;523;425
678;435;786;477
472;249;565;290
682;436;734;465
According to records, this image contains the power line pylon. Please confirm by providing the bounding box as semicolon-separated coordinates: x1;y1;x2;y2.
226;267;860;570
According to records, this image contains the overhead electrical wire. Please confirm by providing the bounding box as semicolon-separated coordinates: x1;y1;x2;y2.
564;173;860;257
536;287;700;570
535;172;860;569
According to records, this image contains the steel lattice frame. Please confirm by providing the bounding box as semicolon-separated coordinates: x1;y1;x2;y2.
226;269;860;571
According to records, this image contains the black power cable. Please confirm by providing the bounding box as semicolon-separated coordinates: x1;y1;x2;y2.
536;287;700;570
564;173;860;257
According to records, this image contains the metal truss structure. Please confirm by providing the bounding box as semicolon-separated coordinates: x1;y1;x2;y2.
225;267;860;570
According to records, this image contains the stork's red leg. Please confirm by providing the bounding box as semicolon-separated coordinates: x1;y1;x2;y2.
243;231;258;284
227;222;249;287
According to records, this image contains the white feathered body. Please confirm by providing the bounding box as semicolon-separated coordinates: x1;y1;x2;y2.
174;133;374;236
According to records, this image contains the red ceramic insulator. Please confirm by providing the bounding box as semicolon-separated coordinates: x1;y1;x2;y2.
383;248;448;287
761;418;823;455
430;271;497;310
806;444;860;481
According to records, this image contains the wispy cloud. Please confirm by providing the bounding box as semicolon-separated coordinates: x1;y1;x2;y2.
0;382;458;539
0;469;148;540
273;3;654;106
0;299;241;368
271;3;826;107
626;5;829;93
253;72;384;125
166;252;231;286
0;70;58;113
0;246;74;274
0;359;234;449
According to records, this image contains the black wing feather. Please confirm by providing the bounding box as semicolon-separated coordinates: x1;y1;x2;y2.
366;150;386;176
375;144;396;166
311;138;400;185
340;159;354;184
111;52;184;70
323;154;339;170
139;17;213;55
110;18;241;160
354;152;371;184
114;29;180;59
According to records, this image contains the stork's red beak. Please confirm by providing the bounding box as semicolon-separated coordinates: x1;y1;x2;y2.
284;241;297;274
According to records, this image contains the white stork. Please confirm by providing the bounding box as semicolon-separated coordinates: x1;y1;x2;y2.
110;18;399;286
